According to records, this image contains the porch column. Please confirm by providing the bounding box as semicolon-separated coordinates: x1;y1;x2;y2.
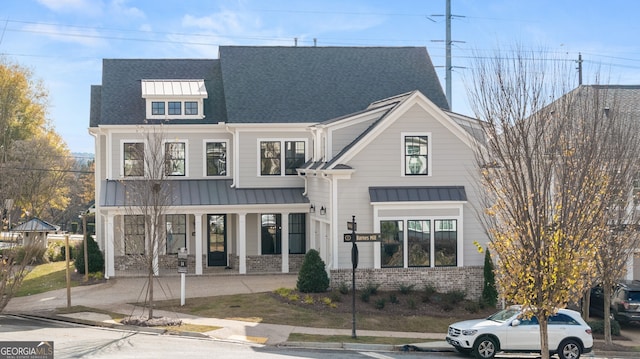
105;213;115;278
281;212;289;273
195;214;203;275
238;213;247;274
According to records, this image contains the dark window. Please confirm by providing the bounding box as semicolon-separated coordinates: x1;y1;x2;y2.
261;214;281;254
285;141;305;175
434;219;457;266
206;142;226;176
168;101;181;115
549;314;579;325
124;142;144;177
381;220;403;267
260;141;281;175
166;214;186;255
289;213;306;254
405;135;428;175
185;101;198;115
124;215;145;255
165;142;185;176
408;220;430;267
152;102;165;115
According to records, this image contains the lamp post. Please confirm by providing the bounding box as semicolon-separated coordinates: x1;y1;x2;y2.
79;212;88;282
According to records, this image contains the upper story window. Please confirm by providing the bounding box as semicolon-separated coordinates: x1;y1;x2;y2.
165;142;186;176
403;134;430;176
259;140;306;176
168;101;181;115
124;142;144;177
206;141;227;176
141;80;207;120
152;102;165;115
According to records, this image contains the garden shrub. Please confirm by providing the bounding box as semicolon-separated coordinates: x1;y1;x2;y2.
338;281;350;295
481;248;498;308
399;283;415;295
588;319;620;336
296;249;330;293
74;234;105;274
444;289;466;304
375;298;386;310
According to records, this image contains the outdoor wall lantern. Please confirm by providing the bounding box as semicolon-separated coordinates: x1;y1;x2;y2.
320;206;326;215
309;204;315;213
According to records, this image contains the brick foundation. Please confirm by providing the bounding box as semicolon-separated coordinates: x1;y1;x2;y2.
329;266;483;300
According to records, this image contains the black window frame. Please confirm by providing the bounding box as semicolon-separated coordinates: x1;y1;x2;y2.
152;101;165;115
168;101;182;115
185;101;198;115
288;213;306;254
260;141;281;176
124;142;144;177
166;214;186;255
285;141;305;175
124;215;145;255
261;214;281;254
206;141;227;176
404;135;428;175
165;142;186;176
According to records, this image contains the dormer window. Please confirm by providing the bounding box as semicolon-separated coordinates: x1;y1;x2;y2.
141;79;207;120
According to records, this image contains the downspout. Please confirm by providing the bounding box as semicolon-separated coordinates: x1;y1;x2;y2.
225;125;238;188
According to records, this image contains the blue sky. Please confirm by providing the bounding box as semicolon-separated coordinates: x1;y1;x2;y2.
1;0;639;154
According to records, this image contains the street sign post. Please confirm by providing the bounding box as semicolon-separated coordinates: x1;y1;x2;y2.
344;233;381;242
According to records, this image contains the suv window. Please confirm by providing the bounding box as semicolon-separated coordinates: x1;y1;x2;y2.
549;313;579;325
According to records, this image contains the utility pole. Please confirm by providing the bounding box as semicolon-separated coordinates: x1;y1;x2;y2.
576;53;583;85
432;0;465;109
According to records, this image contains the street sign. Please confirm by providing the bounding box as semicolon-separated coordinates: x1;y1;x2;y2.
343;233;381;242
347;221;357;231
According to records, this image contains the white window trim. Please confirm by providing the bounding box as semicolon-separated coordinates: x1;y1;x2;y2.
145;98;205;120
373;202;464;268
163;139;189;177
400;132;432;177
120;139;145;178
256;138;309;177
203;139;230;177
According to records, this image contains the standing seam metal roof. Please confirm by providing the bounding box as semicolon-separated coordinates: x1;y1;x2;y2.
100;179;308;207
369;186;467;202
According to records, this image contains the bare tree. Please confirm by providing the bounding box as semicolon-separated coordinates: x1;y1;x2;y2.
122;126;174;320
469;47;640;359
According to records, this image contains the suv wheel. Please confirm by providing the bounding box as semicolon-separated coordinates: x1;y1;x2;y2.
473;336;497;359
557;339;581;359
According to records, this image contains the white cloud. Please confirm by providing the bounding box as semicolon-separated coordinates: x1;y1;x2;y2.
108;0;145;19
22;23;106;47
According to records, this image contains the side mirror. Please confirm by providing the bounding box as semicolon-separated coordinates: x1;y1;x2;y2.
511;319;521;327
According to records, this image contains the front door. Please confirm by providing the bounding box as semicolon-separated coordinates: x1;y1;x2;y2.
207;214;226;266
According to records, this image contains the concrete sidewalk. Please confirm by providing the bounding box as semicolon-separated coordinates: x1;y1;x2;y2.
5;275;640;355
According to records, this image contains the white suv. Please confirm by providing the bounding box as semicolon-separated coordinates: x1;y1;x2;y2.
446;305;593;359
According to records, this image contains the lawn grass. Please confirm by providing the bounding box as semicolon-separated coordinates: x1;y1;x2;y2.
151;293;456;333
16;261;80;297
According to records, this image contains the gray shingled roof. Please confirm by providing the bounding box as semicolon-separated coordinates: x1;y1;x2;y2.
218;46;449;123
93;59;225;126
369;186;467;202
91;46;448;127
100;179;308;207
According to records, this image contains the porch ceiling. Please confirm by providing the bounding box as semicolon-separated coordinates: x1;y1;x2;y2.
100;179;308;207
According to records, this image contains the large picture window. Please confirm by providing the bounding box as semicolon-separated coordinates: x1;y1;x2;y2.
404;135;428;175
261;214;281;254
124;142;144;177
381;220;403;267
206;142;226;176
289;213;306;254
260;141;281;176
165;142;186;176
434;219;457;266
166;214;186;254
408;220;430;266
124;215;145;255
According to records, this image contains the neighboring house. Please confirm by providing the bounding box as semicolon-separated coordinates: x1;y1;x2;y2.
11;218;59;247
89;46;488;296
